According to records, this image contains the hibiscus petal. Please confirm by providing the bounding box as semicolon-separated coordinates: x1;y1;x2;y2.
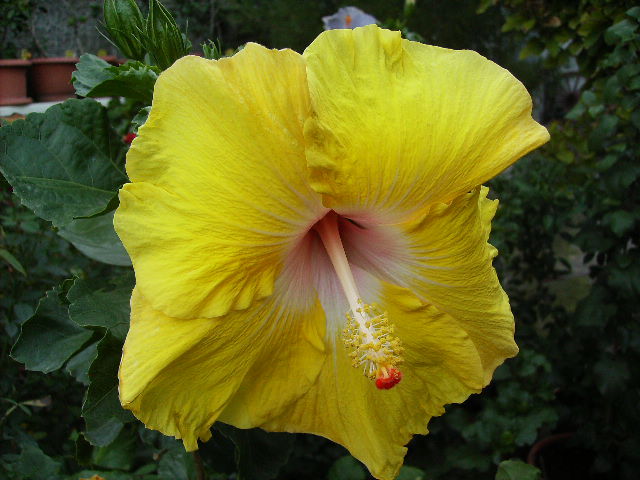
115;45;325;319
386;186;517;384
119;288;326;450
303;25;549;221
256;280;483;480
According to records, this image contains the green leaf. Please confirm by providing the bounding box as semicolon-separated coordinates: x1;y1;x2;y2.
581;90;597;106
627;6;640;20
604;19;638;45
0;247;26;275
602;210;636;237
91;427;137;470
327;456;366;480
217;424;295;480
157;445;196;480
495;459;541;480
11;286;93;373
72;54;159;104
5;440;63;480
397;465;427;480
65;341;99;385
75;433;94;465
131;106;151;133
0;99;127;227
67;275;133;341
58;211;131;266
476;0;494;14
608;261;640;296
82;332;134;446
519;39;545;59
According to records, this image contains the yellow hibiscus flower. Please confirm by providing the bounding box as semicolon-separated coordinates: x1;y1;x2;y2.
114;25;549;480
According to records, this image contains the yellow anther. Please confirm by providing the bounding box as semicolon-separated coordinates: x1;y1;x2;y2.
341;300;404;381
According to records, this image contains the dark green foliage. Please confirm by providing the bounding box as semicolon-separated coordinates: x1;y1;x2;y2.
217;425;295;480
103;0;190;69
143;0;191;70
83;332;135;446
478;2;640;479
72;54;160;105
58;211;131;266
495;460;541;480
0;99;127;227
103;0;146;61
327;455;366;480
11;285;93;373
1;438;63;480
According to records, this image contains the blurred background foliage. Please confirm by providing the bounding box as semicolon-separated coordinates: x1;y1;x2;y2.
1;0;639;479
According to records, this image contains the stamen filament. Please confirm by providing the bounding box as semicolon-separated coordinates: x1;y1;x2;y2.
315;212;365;328
315;212;404;389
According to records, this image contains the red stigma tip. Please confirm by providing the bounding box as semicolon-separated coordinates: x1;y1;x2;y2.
123;133;137;144
375;368;402;390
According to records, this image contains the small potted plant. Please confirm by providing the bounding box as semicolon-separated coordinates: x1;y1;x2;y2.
0;0;34;106
29;49;79;102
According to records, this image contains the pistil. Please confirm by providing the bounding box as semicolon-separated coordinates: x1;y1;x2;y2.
315;212;404;389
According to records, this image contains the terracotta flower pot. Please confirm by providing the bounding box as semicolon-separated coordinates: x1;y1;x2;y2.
29;57;79;102
0;59;32;106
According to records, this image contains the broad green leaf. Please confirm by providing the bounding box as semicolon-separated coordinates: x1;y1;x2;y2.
82;332;134;446
72;54;159;104
608;259;640;295
67;275;134;341
495;460;541;480
604;19;638;45
627;6;640;20
602;210;636;237
397;466;426;480
91;427;137;470
157;445;196;480
4;440;63;480
75;433;93;466
11;286;93;373
0;247;26;275
0;99;127;227
66;341;99;385
217;424;295;480
58;211;131;266
327;455;366;480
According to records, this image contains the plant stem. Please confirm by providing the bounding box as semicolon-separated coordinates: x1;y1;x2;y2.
193;451;206;480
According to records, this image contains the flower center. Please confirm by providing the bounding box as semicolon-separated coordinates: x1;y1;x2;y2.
314;211;404;389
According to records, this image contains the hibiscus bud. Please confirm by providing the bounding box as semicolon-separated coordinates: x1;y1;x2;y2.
144;0;191;70
123;132;137;144
103;0;146;61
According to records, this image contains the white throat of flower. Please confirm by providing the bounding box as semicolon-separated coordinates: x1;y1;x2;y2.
315;212;404;390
